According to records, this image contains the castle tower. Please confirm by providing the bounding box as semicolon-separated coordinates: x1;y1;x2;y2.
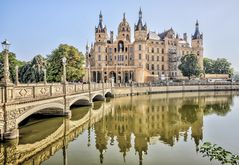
94;11;108;69
191;20;203;69
134;8;147;41
133;8;148;82
95;11;108;43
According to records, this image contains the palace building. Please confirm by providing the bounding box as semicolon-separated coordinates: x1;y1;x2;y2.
85;9;203;83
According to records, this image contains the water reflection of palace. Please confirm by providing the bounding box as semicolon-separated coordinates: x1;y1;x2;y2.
93;92;233;164
0;92;235;165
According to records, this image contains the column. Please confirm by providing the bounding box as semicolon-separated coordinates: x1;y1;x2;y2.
1;50;11;84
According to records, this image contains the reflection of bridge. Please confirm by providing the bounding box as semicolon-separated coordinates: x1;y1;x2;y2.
0;82;112;140
0;101;113;165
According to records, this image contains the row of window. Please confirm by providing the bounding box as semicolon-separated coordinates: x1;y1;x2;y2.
98;54;133;61
98;54;167;62
146;55;164;62
98;46;134;53
146;64;165;71
181;50;200;55
98;45;167;55
147;47;165;54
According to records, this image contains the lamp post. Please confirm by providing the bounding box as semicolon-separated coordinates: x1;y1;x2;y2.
1;39;11;85
43;68;47;84
62;57;67;84
15;65;19;85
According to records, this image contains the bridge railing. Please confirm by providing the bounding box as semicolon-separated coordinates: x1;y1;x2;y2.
4;82;111;103
113;81;239;88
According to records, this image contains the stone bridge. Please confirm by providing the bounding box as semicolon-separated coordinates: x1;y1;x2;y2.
0;82;113;140
0;100;114;165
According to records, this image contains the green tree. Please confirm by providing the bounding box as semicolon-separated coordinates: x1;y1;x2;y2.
19;55;46;83
214;58;233;75
232;71;239;81
0;51;25;83
178;54;201;79
47;44;85;82
203;57;233;76
203;58;214;74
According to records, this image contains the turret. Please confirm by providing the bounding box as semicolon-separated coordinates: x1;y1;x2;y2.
192;20;203;40
191;20;203;69
134;8;147;41
95;11;108;42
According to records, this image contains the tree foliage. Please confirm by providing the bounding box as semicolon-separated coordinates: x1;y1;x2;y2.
200;142;239;165
47;44;85;82
19;55;46;83
232;71;239;81
178;54;201;79
203;58;233;76
0;51;25;83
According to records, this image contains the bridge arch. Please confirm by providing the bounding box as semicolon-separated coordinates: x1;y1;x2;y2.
69;96;91;107
92;93;105;102
16;103;64;126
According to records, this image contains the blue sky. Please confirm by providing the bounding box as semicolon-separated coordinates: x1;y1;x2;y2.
0;0;239;70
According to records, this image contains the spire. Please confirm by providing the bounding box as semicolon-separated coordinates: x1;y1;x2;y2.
196;19;199;26
123;12;126;22
86;42;89;54
139;7;142;20
192;19;203;40
96;11;106;33
99;11;103;23
135;8;147;31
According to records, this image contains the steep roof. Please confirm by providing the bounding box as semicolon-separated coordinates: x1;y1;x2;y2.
147;31;160;40
159;28;175;40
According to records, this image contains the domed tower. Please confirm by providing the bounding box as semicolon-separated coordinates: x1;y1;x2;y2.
191;20;203;69
118;13;131;42
95;11;108;43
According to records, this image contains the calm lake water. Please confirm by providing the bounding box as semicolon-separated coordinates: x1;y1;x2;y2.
1;91;239;165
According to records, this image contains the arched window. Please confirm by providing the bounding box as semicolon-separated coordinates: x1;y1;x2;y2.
118;41;124;52
126;34;130;41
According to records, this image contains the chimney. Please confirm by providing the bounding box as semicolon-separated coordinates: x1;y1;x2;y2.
183;33;188;41
110;31;114;43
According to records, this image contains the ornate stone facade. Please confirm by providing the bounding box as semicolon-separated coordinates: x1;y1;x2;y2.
86;9;204;83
